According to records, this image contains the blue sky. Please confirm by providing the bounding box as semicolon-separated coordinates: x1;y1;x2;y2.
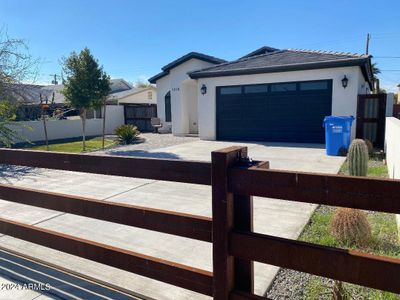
1;0;399;91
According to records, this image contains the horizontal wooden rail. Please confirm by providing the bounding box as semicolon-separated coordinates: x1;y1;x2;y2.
0;217;213;296
229;167;400;214
230;230;400;294
0;184;212;242
0;149;211;185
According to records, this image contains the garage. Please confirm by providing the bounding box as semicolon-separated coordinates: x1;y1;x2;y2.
216;79;332;143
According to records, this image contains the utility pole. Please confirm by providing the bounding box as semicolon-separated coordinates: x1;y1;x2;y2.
365;33;371;55
50;74;59;85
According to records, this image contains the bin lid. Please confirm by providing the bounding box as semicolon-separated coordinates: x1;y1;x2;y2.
323;115;354;123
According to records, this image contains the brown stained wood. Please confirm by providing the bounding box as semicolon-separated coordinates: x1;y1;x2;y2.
212;146;248;300
356;94;386;148
0;148;211;185
0;184;212;242
229;167;400;213
233;193;254;293
0;217;213;296
2;147;400;296
230;230;400;294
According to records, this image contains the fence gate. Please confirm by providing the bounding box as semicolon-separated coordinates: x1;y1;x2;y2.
356;94;386;148
124;104;157;132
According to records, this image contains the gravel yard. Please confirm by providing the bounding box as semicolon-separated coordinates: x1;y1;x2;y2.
266;157;399;300
96;133;199;156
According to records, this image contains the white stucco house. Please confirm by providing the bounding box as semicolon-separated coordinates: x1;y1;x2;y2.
149;46;373;143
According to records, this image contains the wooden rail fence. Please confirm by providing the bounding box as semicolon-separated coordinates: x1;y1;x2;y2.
0;147;399;299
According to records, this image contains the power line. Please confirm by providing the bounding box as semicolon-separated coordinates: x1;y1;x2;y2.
374;56;400;59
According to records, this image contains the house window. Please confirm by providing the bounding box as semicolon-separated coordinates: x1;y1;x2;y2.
220;86;242;95
148;91;152;100
244;85;269;94
300;81;329;91
165;91;171;122
270;83;297;92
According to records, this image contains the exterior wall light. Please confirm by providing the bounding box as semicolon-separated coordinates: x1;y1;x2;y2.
200;84;207;95
341;75;349;89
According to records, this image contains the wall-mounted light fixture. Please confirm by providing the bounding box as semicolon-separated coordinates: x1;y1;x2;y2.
341;75;349;89
200;84;207;95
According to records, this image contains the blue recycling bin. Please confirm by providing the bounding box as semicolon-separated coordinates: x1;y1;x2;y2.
323;116;354;156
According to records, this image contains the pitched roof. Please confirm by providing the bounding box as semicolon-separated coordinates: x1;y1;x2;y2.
13;78;135;105
107;86;155;101
189;49;373;87
109;79;133;93
239;46;280;59
6;84;65;105
148;52;226;83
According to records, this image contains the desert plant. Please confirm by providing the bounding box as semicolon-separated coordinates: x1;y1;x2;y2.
332;139;371;246
364;139;374;157
115;124;140;144
348;139;368;176
331;208;371;246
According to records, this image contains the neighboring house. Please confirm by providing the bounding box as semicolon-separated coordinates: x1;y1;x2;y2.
109;86;157;105
13;79;157;119
16;79;136;106
109;85;158;132
149;47;373;143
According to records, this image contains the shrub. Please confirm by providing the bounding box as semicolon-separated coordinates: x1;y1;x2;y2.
115;124;140;144
364;139;374;157
348;139;368;176
330;208;371;246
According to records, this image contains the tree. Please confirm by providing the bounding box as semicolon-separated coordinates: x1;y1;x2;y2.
62;48;110;151
134;79;152;88
0;100;31;147
371;63;381;78
0;100;17;147
0;29;38;146
0;29;40;102
371;63;384;93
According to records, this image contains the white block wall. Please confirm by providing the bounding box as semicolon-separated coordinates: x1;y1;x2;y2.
385;117;400;179
385;117;400;235
9;105;124;143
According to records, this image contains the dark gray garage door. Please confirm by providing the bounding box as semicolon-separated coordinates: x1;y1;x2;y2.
216;80;332;143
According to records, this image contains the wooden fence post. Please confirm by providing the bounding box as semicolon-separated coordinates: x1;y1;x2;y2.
212;146;254;299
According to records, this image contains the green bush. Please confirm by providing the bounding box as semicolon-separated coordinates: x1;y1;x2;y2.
115;124;140;144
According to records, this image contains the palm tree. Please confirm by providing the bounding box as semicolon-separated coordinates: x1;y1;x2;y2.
371;63;382;93
371;63;381;79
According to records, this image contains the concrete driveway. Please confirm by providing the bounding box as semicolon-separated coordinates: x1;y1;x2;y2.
0;140;345;300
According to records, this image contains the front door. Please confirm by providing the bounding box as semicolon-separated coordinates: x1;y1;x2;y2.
356;94;386;148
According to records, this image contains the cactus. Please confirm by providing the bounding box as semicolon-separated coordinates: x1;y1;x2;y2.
331;207;371;246
348;139;368;177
